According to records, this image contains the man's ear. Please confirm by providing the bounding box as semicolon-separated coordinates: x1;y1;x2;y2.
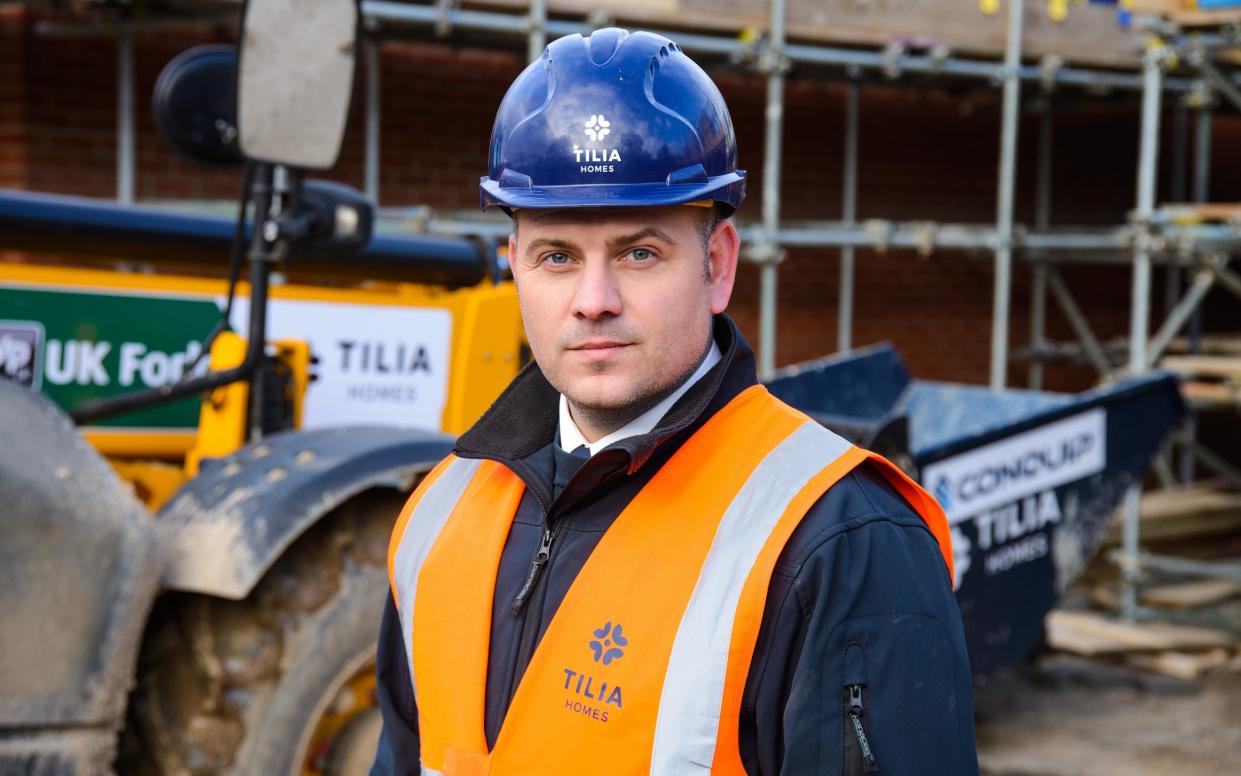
707;220;740;314
508;231;519;284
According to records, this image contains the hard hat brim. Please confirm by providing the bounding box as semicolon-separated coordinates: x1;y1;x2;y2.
480;172;745;214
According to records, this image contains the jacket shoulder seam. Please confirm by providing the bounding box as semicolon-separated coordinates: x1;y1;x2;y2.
774;512;936;580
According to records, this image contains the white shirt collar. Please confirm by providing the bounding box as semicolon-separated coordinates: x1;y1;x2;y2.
559;340;723;457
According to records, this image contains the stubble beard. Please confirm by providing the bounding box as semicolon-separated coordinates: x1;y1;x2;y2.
560;328;713;440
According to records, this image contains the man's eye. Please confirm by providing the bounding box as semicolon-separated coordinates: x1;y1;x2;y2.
543;252;571;266
628;248;654;261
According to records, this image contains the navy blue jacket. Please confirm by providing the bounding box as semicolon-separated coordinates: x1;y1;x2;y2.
372;316;978;775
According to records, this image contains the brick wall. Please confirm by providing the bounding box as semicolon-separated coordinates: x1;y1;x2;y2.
5;4;1241;390
0;5;27;189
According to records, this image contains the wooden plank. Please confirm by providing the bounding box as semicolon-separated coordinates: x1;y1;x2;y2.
1180;381;1240;409
1107;484;1241;545
469;0;1147;68
1129;0;1190;14
1162;202;1241;222
1169;8;1241;27
1143;580;1241;608
1092;581;1241;611
1091;583;1122;612
1136;485;1241;522
1102;485;1241;544
1161;355;1241;380
1046;611;1136;656
1047;610;1236;653
1128;648;1231;680
1166;333;1241;356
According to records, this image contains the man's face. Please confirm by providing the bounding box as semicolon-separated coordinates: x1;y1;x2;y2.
509;205;739;420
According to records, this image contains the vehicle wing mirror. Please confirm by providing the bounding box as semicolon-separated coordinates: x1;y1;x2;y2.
236;0;360;170
152;45;244;169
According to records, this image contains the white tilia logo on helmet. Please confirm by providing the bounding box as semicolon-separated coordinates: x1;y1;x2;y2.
573;114;621;173
584;114;611;141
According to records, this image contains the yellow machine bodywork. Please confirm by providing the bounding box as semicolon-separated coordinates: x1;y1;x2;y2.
1;262;523;509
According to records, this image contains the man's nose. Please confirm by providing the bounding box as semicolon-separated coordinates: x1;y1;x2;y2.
570;259;623;319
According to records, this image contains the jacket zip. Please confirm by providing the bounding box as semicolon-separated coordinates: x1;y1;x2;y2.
511;526;555;613
506;483;558;713
502;450;607;713
846;684;879;773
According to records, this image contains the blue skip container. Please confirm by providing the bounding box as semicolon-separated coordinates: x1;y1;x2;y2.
766;345;1185;676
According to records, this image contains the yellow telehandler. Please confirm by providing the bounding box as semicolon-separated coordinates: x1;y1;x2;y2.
0;1;519;772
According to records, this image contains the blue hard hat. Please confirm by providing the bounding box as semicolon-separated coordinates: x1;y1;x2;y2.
480;28;746;214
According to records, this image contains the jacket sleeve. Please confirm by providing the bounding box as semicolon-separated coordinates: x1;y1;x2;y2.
370;589;422;776
741;464;979;776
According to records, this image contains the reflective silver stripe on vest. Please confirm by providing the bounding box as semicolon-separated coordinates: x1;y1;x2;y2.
393;456;484;702
649;422;853;774
421;767;445;776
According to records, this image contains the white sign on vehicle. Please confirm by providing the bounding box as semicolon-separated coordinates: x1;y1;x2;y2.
230;298;452;431
922;408;1105;524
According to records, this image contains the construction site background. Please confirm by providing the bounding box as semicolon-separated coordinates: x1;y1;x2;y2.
5;2;1241;392
6;1;1241;774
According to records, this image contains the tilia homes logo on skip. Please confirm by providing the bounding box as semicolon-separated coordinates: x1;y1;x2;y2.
923;408;1107;524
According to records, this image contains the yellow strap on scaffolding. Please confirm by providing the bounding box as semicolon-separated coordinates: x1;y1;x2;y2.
1049;0;1069;22
1146;35;1179;69
980;0;1000;15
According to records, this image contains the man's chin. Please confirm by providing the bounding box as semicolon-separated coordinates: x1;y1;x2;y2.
562;385;638;413
560;371;653;407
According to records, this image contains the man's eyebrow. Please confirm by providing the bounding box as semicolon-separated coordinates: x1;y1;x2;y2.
524;237;582;255
605;226;675;251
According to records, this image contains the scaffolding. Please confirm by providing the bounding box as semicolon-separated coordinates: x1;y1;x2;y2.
25;0;1241;616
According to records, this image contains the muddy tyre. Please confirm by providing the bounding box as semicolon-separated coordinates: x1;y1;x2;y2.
122;489;404;776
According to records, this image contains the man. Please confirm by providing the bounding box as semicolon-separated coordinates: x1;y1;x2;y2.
372;28;978;775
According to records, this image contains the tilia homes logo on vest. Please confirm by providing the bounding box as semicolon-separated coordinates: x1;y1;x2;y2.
562;621;626;723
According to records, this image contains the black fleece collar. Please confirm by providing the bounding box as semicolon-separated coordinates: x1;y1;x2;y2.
454;314;757;474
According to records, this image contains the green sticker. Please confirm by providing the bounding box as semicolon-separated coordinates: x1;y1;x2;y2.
0;286;222;429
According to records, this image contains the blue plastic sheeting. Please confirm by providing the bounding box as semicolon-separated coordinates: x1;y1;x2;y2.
899;381;1073;458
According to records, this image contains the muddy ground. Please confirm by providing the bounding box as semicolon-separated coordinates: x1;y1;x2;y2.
973;653;1241;775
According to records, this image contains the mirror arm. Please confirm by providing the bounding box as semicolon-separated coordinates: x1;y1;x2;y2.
272;211;320;244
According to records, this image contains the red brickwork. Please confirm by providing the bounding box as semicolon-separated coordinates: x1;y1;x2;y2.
4;5;1241;390
0;5;28;189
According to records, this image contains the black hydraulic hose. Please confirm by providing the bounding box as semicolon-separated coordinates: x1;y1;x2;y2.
69;250;272;425
176;160;256;380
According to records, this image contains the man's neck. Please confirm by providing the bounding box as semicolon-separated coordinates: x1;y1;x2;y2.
568;401;658;446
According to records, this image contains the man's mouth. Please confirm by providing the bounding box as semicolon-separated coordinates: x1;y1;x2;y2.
568;340;632;353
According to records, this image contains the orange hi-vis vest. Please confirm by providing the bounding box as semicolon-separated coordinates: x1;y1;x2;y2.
388;385;953;775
